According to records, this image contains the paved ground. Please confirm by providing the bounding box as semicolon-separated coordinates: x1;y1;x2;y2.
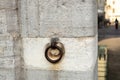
98;25;120;80
98;26;120;41
98;58;107;80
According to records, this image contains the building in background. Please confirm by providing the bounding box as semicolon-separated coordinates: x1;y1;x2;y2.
98;0;106;28
105;0;120;23
98;0;105;16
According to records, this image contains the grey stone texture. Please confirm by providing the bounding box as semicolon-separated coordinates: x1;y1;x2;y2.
0;34;13;57
0;0;17;9
0;0;21;80
0;69;15;80
0;0;97;80
24;69;94;80
0;34;16;80
20;0;97;38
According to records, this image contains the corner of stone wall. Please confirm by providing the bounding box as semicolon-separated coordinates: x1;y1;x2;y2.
0;0;23;80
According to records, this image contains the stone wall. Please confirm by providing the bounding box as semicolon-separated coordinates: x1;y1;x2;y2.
20;0;97;37
0;0;21;80
20;0;98;80
0;0;97;80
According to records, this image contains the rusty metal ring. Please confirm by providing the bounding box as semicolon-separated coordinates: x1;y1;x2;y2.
45;46;63;63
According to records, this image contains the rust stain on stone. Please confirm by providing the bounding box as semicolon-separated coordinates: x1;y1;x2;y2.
49;63;61;80
76;37;92;41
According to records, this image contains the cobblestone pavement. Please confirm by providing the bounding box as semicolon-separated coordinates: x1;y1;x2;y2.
98;26;120;80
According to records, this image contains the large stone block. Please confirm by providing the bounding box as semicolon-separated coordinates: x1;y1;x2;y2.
0;34;14;57
20;0;40;37
0;69;15;80
0;10;7;34
0;56;15;69
20;0;97;37
0;10;18;34
19;0;97;80
22;37;97;80
39;0;97;37
6;10;19;33
24;69;93;80
0;0;17;9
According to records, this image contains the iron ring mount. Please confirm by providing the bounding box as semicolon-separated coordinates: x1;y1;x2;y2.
45;38;65;63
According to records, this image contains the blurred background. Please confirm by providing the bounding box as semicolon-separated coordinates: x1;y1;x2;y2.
98;0;120;80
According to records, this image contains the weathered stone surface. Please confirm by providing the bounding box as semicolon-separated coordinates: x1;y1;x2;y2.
6;10;19;33
39;1;97;37
0;37;21;80
0;10;7;34
0;0;17;9
0;0;97;80
0;56;15;68
20;0;40;37
23;37;97;72
24;69;94;80
0;0;20;80
13;39;23;80
0;10;18;34
0;69;15;80
20;0;97;37
0;34;14;57
40;27;95;38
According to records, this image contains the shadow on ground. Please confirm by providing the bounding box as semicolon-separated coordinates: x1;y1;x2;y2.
99;38;120;80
